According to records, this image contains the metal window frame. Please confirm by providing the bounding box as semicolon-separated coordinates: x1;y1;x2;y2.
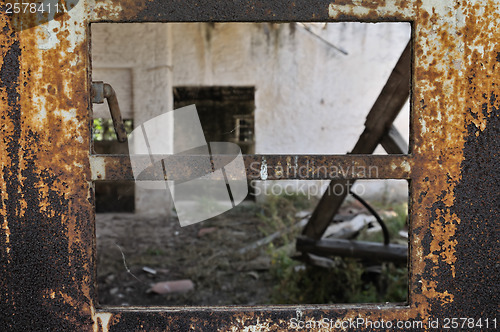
1;1;498;331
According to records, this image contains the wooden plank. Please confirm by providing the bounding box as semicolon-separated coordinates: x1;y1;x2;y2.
296;237;408;264
381;125;408;154
302;42;411;240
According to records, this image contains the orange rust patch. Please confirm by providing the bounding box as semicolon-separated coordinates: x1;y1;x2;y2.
1;0;499;330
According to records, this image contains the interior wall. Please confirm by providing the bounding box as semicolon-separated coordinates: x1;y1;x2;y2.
171;22;410;201
91;22;411;208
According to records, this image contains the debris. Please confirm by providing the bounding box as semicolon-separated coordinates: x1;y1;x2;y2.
247;271;259;280
366;224;382;233
298;253;339;269
105;274;116;283
197;227;217;237
381;210;398;219
148;280;195;295
239;256;271;271
323;214;375;239
295;211;311;219
142;266;157;275
238;217;308;254
275;243;296;257
293;265;306;272
364;265;382;274
155;268;170;275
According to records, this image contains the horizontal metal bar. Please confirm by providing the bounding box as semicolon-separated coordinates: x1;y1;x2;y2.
90;154;412;181
90;0;414;23
95;304;410;330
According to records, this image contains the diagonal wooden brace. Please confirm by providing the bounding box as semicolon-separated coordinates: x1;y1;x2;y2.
302;41;411;240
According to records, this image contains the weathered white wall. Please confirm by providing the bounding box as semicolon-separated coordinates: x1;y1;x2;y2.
170;22;410;202
170;23;410;153
92;22;411;209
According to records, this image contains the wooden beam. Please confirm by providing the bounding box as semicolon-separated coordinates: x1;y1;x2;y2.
381;125;408;154
296;236;408;264
302;42;411;240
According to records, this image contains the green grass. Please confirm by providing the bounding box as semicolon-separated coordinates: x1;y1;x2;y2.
256;193;315;246
269;255;407;304
260;196;408;304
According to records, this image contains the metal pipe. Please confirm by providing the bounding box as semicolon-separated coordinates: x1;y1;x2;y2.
103;83;127;143
349;190;391;246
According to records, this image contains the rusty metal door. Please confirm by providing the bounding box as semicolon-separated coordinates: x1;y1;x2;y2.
1;1;498;331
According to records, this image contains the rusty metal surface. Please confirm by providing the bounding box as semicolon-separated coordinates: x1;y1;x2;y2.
90;0;412;23
92;81;105;103
0;0;498;331
90;154;411;181
0;1;95;331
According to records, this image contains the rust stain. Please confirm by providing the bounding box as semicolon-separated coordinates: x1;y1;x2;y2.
329;0;414;21
1;2;94;330
0;0;498;330
93;154;411;181
92;0;336;22
411;0;499;321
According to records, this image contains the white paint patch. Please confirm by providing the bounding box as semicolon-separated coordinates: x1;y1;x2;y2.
391;160;410;173
64;0;88;53
32;95;47;124
401;160;411;173
260;158;268;180
329;3;371;18
54;108;78;123
420;117;428;134
91;1;122;20
90;156;106;181
452;59;462;70
94;312;113;332
37;21;61;50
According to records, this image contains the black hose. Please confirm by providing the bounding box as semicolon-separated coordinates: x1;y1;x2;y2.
349;190;390;246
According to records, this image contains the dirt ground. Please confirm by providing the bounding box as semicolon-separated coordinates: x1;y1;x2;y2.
96;203;288;306
96;197;407;306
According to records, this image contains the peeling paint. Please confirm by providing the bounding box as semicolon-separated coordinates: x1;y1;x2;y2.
37;22;61;50
90;155;106;180
260;158;268;180
0;0;498;330
401;160;411;173
95;312;112;332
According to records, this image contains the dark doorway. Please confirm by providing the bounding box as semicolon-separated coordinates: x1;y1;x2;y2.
173;86;255;154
